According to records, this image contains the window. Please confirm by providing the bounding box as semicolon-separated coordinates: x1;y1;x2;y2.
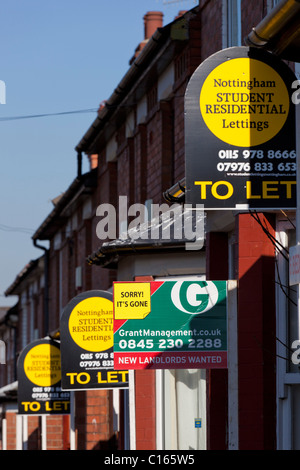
154;275;207;450
175;50;188;83
157;369;207;450
147;84;158;113
276;215;300;449
267;0;281;12
223;0;241;48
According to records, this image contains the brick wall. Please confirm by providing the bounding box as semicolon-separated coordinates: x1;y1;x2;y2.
46;415;66;450
200;0;222;60
241;0;265;40
172;81;186;183
134;125;147;203
76;389;115;450
3;0;277;452
237;213;276;449
6;412;16;450
206;232;229;450
117;142;135;206
135;370;156;450
61;241;71;309
49;249;60;332
146;109;165;203
27;416;40;449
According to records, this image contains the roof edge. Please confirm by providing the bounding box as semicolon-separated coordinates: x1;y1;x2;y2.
32;169;97;241
245;0;300;59
75;7;197;154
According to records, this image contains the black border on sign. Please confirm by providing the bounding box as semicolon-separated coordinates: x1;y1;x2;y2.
17;338;70;415
185;46;297;210
60;290;129;391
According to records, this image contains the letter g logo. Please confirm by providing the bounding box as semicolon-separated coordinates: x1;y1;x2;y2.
171;281;219;315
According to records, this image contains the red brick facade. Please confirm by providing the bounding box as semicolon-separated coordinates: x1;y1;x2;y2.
1;1;285;450
6;412;16;450
135;370;156;450
206;232;229;450
237;213;276;449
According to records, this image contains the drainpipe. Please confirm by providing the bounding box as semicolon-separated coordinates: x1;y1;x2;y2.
4;309;18;379
33;239;49;337
77;151;82;179
245;0;300;53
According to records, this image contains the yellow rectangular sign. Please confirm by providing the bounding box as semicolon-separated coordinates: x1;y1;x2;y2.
114;282;151;319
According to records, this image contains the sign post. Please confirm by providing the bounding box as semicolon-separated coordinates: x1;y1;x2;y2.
185;46;297;209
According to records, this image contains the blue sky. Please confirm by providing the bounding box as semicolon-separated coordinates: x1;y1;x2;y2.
0;0;198;306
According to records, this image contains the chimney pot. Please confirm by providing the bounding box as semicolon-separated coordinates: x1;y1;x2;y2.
88;154;98;169
143;11;163;39
175;11;187;19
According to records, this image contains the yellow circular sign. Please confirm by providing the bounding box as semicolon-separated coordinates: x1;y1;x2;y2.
68;297;113;352
24;343;61;387
199;57;289;147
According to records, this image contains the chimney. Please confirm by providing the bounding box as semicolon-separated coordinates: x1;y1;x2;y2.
175;11;187;20
129;11;163;65
143;11;163;39
88;154;98;169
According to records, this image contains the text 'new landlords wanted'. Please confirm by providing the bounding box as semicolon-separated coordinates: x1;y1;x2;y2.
113;281;228;369
185;47;297;209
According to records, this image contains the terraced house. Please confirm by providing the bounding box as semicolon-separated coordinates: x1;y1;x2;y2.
1;0;300;450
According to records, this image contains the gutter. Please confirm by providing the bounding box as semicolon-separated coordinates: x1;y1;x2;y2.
75;27;166;156
31;169;97;241
75;8;195;157
0;381;18;401
4;307;18;378
87;206;205;268
245;0;300;56
31;169;96;335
